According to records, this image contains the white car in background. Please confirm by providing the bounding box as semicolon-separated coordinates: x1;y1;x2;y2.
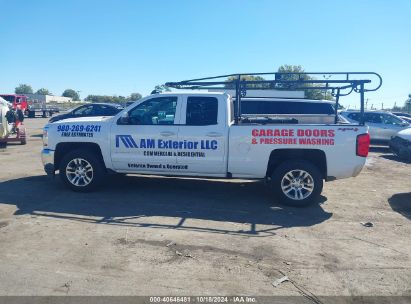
340;110;410;143
390;128;411;161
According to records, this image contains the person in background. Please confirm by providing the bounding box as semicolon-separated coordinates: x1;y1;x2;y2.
5;105;17;133
15;105;24;130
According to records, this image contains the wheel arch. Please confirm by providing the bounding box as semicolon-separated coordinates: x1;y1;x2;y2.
266;149;327;179
55;142;106;171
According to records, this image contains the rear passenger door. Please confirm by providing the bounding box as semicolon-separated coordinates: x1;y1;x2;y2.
176;95;228;175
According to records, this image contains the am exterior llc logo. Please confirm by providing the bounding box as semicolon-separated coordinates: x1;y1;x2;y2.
115;135;218;150
115;135;157;149
116;135;141;148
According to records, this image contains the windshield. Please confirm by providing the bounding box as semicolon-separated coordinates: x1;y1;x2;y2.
384;114;408;125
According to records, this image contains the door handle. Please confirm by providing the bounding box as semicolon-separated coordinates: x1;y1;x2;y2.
160;131;175;137
206;132;222;137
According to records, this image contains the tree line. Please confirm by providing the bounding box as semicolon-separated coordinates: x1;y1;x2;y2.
14;84;82;101
13;84;144;103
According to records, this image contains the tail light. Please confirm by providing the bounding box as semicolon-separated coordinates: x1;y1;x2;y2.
356;133;370;157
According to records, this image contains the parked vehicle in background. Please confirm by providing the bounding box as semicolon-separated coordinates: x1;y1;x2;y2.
49;103;124;123
0;97;26;147
26;99;60;118
390;128;411;161
0;94;29;114
340;110;410;143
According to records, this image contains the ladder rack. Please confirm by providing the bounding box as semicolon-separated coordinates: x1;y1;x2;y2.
166;72;382;125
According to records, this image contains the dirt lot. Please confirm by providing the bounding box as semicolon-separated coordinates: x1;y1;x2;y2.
0;118;410;298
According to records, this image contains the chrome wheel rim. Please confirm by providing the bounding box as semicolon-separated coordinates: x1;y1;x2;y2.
281;169;314;200
66;158;93;187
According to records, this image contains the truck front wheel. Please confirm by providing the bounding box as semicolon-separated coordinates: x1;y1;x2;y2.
59;149;105;192
270;160;323;207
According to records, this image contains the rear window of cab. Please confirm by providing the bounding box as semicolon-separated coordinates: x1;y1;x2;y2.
241;100;334;115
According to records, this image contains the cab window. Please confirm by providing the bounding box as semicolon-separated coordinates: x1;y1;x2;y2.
186;97;218;126
128;97;177;125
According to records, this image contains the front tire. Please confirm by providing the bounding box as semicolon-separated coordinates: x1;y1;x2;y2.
270;160;323;207
59;149;105;192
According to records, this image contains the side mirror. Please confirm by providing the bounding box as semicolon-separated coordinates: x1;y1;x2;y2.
118;113;130;125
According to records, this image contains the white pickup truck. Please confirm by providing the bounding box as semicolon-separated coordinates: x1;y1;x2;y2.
42;91;371;206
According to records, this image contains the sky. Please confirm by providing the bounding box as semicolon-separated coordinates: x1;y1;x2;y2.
0;0;410;109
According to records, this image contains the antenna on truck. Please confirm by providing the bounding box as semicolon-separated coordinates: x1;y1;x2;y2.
166;72;382;125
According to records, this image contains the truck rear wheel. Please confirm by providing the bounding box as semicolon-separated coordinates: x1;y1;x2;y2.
59;149;105;192
270;160;323;207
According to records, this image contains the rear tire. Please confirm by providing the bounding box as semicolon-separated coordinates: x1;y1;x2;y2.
59;149;105;192
270;160;323;207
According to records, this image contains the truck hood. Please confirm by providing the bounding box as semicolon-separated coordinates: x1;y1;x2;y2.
56;116;114;124
396;128;411;141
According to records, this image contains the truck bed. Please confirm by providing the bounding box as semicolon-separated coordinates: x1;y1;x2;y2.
228;124;368;179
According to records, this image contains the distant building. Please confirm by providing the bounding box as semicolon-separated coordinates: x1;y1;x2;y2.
25;94;79;103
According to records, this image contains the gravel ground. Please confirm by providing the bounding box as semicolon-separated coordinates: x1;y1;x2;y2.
0;118;410;298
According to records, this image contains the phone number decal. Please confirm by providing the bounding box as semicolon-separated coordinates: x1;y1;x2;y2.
57;124;101;138
57;124;102;132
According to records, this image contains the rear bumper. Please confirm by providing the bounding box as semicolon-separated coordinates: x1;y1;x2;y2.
41;148;55;177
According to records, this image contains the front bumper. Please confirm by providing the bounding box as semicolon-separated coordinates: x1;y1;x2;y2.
390;136;411;160
41;148;55;177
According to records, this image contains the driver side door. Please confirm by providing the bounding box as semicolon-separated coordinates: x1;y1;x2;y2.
110;96;182;173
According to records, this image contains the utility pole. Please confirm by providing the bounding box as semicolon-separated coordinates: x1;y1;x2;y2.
365;98;369;109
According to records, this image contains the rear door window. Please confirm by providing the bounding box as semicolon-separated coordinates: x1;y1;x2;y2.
186;97;218;125
241;100;334;114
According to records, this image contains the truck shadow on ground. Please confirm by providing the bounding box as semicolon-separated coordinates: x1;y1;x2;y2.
379;154;411;164
0;175;332;237
370;146;411;164
388;193;411;220
369;146;390;153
